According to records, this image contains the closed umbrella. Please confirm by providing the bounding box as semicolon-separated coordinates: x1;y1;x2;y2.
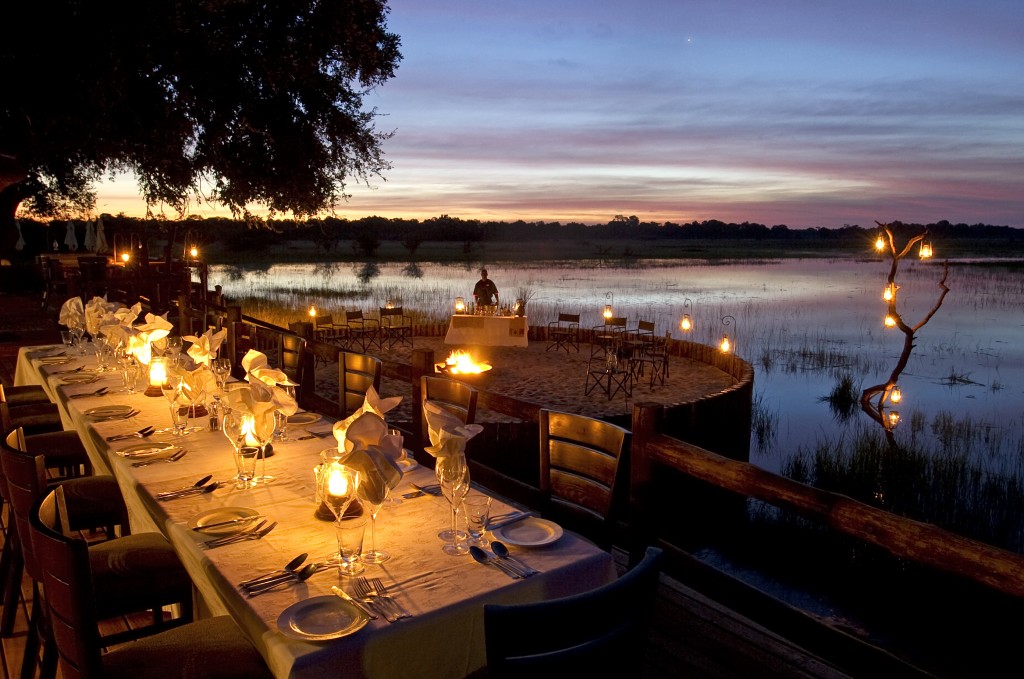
64;220;79;251
84;220;97;251
95;216;109;253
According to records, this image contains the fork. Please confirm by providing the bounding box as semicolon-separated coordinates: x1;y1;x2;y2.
353;577;399;623
362;577;411;620
94;409;140;421
131;449;187;467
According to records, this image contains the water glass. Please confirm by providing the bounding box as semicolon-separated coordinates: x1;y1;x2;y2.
169;402;191;437
335;514;367;576
60;330;73;350
121;358;140;394
463;492;492;547
234;446;260;489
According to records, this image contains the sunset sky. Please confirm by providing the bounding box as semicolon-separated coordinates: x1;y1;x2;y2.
95;0;1024;229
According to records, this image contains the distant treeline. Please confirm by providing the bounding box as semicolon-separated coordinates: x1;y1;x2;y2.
14;213;1021;258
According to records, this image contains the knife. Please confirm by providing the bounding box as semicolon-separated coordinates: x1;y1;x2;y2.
486;511;536;531
192;515;264;531
331;586;378;620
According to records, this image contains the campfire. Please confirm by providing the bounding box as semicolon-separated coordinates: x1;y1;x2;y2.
437;349;492;375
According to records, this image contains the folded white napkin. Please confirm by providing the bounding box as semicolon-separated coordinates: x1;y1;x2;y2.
238;349;298;415
422;401;483;458
59;297;84;330
184;328;227;367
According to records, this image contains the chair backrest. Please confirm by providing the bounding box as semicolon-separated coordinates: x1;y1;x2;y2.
0;384;12;434
1;428;48;581
315;314;335;329
30;487;105;679
635;319;655;335
420;376;478;426
340;352;382;417
281;333;306;387
607;316;628;329
538;409;631;544
558;313;580;325
345;310;366;323
484;545;663;677
379;307;408;324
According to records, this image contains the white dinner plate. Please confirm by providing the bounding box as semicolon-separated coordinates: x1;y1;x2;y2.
116;442;175;458
277;596;368;641
491;517;563;547
84;405;134;418
188;507;261;536
288;412;321;426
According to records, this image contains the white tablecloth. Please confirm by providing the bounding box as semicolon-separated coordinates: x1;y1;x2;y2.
444;315;528;348
16;346;615;678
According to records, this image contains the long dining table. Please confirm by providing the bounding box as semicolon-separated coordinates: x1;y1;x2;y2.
14;345;616;678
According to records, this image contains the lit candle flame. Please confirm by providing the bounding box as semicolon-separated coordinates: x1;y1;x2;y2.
149;359;167;387
327;464;349;497
241;414;260;447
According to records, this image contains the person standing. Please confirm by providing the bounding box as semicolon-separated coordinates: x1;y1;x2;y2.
473;268;499;309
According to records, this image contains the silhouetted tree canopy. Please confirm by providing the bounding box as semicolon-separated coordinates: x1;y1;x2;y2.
0;0;402;256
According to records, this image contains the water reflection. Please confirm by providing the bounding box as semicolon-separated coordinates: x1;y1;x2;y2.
402;262;423;278
354;262;381;284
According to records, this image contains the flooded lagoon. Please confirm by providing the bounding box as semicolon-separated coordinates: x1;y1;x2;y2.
212;257;1024;478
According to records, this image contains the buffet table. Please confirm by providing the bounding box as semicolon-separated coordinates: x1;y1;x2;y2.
444;315;528;348
16;346;615;678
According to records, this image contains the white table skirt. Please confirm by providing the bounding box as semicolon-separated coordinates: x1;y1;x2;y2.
16;346;615;678
444;315;528;348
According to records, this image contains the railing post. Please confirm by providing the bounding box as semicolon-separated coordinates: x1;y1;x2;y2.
630;402;663;566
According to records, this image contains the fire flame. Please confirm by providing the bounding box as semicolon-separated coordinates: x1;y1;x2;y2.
444;350;492;374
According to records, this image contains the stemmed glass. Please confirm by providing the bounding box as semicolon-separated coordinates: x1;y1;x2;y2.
160;376;189;438
70;327;85;355
359;481;391;564
436;453;471;556
317;462;365;575
212;357;231;392
165;336;183;365
222;409;261;489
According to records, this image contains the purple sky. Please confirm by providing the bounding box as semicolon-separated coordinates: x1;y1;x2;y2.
97;0;1024;228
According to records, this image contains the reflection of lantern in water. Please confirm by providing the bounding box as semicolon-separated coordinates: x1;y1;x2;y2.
884;315;897;328
887;411;901;428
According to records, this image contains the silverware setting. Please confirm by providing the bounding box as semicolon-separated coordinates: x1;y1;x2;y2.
491;541;539;577
240;555;338;592
331;586;378;620
297;429;333;440
470;545;523;579
156;476;221;501
238;553;308;588
50;365;85;374
107;426;155;441
485;511;536;531
409;482;442;497
68;386;108;399
131;449;187;467
353;576;411;622
203;520;277;549
243;562;317;596
93;409;140;421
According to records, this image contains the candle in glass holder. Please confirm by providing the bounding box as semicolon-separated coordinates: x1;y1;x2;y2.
145;357;167;396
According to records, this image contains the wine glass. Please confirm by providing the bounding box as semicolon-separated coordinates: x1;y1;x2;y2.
212;357;231;391
358;478;391;564
436;453;470;556
317;462;365;575
165;336;183;365
222;409;260;489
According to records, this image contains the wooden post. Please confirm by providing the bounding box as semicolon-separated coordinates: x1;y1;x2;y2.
630;402;663;567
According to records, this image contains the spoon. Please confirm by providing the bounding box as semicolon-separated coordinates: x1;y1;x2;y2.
469;545;521;579
245;563;317;596
491;541;538;576
239;553;309;588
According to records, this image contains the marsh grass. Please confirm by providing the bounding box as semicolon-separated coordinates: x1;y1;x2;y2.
819;372;860;420
783;417;1024;553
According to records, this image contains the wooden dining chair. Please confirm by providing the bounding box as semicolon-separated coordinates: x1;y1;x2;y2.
339;351;382;418
30;488;274;679
538;409;631;548
483;546;663;677
420;375;478;432
0;384;63;438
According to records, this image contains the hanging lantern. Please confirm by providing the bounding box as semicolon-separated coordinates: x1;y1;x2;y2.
882;284;897;302
720;334;731;353
386;299;395;309
680;315;692;332
875;234;886;251
884;315;897;328
919;240;933;259
719;315;735;353
889;386;902;404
